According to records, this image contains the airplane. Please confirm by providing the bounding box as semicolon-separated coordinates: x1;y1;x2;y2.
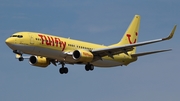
5;15;177;74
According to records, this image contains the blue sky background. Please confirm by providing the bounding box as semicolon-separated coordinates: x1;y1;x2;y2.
1;0;180;101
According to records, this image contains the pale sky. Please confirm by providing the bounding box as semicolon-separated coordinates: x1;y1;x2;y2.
1;0;180;101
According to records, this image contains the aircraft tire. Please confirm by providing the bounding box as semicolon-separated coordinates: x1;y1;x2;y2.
18;57;24;61
59;68;64;74
59;67;68;74
85;64;94;71
90;65;94;71
85;65;89;71
64;67;68;74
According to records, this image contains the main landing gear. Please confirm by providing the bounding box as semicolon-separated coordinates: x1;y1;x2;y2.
59;62;68;74
58;62;94;74
85;63;94;71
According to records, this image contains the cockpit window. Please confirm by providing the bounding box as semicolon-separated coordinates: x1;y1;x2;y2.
10;35;23;38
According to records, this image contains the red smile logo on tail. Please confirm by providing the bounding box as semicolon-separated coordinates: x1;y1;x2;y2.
126;32;138;44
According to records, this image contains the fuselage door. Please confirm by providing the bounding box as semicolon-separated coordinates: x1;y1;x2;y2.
29;33;34;44
14;37;17;44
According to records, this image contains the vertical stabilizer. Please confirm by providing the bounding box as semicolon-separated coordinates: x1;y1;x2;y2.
114;15;140;54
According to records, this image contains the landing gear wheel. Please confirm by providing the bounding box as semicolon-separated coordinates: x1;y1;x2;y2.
85;64;94;71
18;57;24;61
59;68;64;74
85;65;90;71
90;65;94;70
58;62;69;74
59;67;69;74
64;67;68;74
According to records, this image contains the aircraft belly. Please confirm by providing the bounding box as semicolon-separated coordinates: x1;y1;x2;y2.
32;46;66;60
92;60;123;67
8;44;34;54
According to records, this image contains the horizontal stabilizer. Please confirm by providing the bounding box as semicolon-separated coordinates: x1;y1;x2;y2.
131;49;172;57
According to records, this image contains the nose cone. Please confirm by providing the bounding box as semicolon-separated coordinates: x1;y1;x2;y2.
5;38;13;45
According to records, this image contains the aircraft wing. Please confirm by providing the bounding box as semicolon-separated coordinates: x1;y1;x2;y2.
92;25;176;58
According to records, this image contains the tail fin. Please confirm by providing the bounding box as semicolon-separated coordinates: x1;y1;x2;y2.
114;15;140;54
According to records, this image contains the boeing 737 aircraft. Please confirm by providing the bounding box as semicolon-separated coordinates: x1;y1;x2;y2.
5;15;177;74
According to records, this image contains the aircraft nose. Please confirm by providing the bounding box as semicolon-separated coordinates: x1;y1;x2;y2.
5;38;13;45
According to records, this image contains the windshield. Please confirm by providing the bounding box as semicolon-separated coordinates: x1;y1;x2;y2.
10;35;23;38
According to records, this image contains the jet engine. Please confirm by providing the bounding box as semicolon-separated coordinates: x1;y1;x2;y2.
29;56;50;68
72;50;94;62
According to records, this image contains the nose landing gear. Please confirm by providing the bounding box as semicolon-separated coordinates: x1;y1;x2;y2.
13;50;24;61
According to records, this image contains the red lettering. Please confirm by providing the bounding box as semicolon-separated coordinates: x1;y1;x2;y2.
38;34;45;44
44;36;51;45
38;34;66;51
59;39;62;47
54;38;60;47
61;41;66;51
51;37;54;46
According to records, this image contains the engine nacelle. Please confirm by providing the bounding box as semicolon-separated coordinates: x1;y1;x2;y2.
72;50;94;62
29;56;50;68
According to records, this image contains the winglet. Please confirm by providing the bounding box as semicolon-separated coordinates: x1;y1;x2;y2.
162;25;177;40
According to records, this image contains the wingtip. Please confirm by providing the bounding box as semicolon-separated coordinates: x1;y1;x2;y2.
162;25;177;40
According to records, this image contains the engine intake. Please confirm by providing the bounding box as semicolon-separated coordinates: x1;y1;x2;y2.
72;50;94;62
29;56;50;68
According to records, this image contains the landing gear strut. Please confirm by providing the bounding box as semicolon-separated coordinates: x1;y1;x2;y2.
59;62;68;74
85;63;94;71
13;50;24;61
